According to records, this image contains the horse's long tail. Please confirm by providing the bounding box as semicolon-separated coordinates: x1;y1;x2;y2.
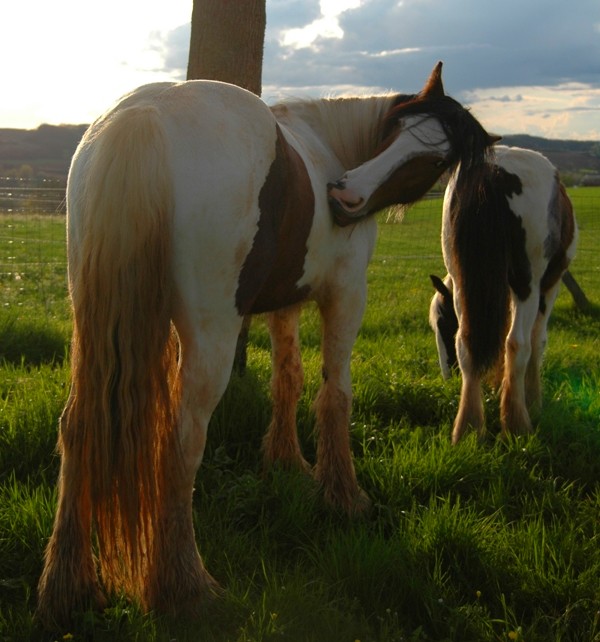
63;104;180;599
451;162;517;375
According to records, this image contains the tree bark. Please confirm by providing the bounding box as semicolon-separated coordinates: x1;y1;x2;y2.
187;0;266;94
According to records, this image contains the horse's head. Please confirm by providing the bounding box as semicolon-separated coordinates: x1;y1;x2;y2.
429;273;458;379
328;62;499;226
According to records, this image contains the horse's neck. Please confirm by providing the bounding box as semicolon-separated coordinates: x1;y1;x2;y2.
274;96;393;170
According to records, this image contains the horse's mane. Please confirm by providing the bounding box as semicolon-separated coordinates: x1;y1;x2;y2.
386;93;495;177
274;90;495;180
273;94;400;169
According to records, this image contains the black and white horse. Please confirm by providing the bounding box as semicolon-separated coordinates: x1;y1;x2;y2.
430;145;577;443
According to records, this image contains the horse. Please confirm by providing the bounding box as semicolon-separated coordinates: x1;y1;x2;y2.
36;62;496;627
429;145;577;444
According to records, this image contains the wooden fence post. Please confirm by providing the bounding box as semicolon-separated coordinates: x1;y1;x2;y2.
562;270;591;311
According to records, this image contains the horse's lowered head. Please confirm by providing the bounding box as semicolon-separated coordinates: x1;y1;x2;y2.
429;273;458;380
328;62;498;226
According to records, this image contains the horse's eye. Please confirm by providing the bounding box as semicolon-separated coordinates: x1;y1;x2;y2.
435;159;446;168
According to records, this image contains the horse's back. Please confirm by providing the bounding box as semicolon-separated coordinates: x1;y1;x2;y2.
493;145;557;215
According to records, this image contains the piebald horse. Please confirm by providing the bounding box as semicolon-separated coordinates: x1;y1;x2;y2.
37;63;495;626
429;145;577;444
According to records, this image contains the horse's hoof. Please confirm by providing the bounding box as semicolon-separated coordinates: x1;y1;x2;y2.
146;570;222;618
35;583;107;631
322;483;371;517
262;452;312;477
349;487;372;516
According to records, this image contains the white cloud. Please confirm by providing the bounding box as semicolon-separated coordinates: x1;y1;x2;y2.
463;84;600;140
364;48;422;58
280;0;362;50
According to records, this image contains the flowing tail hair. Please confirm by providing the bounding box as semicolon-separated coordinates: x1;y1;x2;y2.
62;104;181;601
451;161;517;375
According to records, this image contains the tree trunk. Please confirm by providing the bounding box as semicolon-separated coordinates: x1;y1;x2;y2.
187;0;266;94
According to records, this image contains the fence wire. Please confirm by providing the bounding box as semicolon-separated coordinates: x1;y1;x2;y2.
1;182;598;316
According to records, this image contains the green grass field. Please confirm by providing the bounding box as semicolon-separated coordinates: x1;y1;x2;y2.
0;189;599;641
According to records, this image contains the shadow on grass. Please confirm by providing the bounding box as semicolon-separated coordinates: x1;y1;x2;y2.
550;302;600;337
0;314;68;366
536;391;600;490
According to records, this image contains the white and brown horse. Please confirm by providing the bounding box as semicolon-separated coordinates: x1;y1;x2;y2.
37;63;495;626
429;145;577;444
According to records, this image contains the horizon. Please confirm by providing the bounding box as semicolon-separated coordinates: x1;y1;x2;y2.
5;122;600;146
5;123;600;144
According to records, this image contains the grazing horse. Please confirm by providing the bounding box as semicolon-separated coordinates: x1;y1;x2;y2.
37;62;495;627
429;145;577;444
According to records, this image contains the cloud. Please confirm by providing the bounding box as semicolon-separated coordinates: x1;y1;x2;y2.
471;94;524;104
463;84;600;140
154;0;600;94
149;24;189;79
150;0;600;138
278;0;361;50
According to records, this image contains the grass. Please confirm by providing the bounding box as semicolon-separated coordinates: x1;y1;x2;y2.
0;192;599;641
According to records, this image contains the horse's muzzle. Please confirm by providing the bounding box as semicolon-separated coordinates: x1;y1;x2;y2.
327;181;367;227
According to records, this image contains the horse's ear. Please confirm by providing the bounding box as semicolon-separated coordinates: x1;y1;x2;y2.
430;274;450;297
420;61;445;99
488;133;502;145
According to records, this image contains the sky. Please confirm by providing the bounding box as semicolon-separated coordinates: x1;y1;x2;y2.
3;0;600;140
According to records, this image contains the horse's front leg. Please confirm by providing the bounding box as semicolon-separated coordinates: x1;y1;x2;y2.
525;282;560;417
452;333;485;444
313;288;370;515
263;304;310;473
501;293;539;437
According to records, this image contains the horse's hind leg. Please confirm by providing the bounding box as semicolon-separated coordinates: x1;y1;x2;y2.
525;282;561;417
262;304;310;473
313;292;369;515
145;317;240;615
501;293;539;437
452;334;485;444
36;398;106;629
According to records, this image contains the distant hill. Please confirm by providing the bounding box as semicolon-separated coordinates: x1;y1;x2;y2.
0;124;88;180
1;124;600;184
501;134;600;182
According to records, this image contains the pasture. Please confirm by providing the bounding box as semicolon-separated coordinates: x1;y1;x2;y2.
1;189;599;641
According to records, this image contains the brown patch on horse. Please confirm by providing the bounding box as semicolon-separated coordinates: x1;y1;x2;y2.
367;153;450;212
236;124;314;314
540;176;575;295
